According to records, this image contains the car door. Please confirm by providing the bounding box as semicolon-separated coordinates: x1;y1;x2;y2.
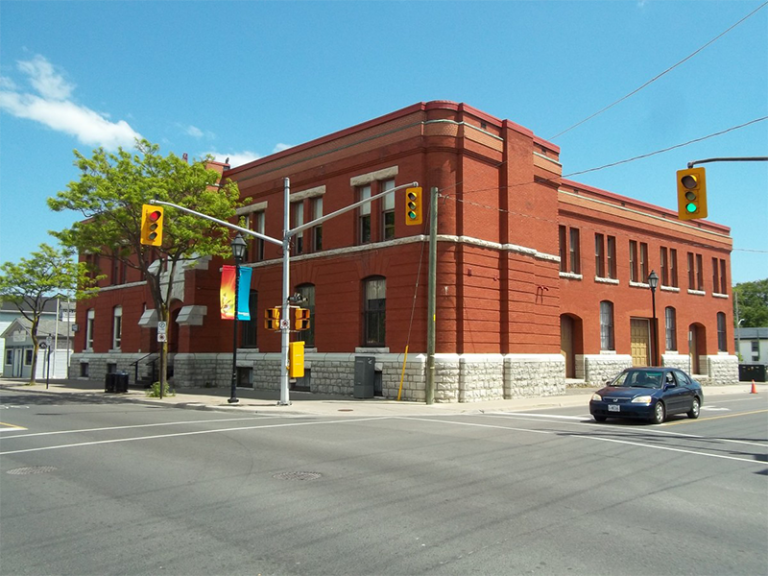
668;370;694;414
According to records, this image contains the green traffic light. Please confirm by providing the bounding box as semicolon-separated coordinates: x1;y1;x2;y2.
686;203;697;213
408;210;417;220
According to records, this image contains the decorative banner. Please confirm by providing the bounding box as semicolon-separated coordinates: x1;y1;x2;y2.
220;266;252;321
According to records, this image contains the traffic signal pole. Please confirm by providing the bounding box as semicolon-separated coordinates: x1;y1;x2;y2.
151;178;419;406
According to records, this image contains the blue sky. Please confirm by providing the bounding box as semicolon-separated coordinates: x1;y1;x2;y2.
1;1;766;284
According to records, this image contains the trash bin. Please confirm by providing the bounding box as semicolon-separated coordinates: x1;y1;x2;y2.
114;372;129;393
739;363;767;383
354;356;375;399
105;372;116;393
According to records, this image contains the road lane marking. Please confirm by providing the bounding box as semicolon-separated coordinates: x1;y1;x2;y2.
0;415;307;440
663;409;768;426
405;417;767;465
493;412;584;421
0;416;389;455
0;422;27;431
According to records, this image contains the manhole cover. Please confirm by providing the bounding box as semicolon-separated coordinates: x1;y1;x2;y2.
7;466;57;475
273;471;322;481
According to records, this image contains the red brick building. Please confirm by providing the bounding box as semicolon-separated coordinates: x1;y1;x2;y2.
70;101;737;401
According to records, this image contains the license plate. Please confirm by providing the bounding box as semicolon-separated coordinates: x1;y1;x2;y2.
608;404;621;412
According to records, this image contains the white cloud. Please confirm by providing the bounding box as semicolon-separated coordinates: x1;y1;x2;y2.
186;125;204;138
204;150;261;168
0;54;141;149
273;143;293;153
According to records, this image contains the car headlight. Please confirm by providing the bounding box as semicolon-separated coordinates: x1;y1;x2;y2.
591;394;602;402
631;395;653;404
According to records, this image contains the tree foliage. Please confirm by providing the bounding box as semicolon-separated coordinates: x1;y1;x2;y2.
733;279;768;328
0;243;99;384
47;139;243;391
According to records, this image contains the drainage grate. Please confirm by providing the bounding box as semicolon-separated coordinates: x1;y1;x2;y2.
7;466;57;475
273;471;322;481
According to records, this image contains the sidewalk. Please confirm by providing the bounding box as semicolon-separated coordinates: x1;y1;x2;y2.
0;377;762;418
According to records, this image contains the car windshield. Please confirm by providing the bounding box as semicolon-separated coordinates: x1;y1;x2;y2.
612;370;664;389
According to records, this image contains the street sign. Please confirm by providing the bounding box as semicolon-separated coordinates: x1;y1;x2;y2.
157;321;167;334
157;333;167;343
280;319;290;330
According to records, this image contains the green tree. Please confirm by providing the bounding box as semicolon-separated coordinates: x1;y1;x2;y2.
48;140;243;394
0;244;99;384
734;279;768;328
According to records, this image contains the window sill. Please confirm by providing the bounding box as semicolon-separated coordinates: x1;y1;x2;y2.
660;285;680;293
713;293;729;299
559;272;583;280
687;289;706;296
355;347;390;354
595;276;619;285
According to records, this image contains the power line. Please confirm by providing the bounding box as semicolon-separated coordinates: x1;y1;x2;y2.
563;116;768;178
549;1;768;141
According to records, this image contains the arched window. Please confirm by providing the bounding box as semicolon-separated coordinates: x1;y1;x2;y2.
363;277;386;347
717;312;727;352
665;307;677;351
600;301;614;350
296;284;315;348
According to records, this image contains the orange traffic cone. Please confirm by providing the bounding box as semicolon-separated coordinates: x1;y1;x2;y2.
751;380;758;394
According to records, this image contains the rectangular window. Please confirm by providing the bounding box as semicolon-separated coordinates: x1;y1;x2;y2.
712;257;720;294
665;307;677;350
670;249;678;287
5;349;12;365
717;312;727;352
381;179;395;241
687;252;695;290
291;201;304;254
86;309;95;350
752;340;760;361
112;306;122;350
25;349;33;366
640;242;648;283
363;278;386;347
241;290;258;348
607;236;616;279
358;185;371;244
569;228;580;274
595;233;605;278
559;226;567;272
719;259;727;294
600;301;614;350
660;248;669;286
696;254;703;291
254;211;265;261
311;197;323;252
630;241;638;282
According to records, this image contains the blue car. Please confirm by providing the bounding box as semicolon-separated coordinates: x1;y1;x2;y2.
589;367;704;424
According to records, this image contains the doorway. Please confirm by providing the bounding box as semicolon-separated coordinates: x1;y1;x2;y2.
630;318;650;367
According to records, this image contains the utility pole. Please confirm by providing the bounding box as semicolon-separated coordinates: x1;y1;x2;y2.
426;187;438;404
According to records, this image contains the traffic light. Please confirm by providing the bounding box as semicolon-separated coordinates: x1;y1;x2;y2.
294;308;310;331
676;167;707;221
405;187;423;226
264;307;280;330
140;205;164;246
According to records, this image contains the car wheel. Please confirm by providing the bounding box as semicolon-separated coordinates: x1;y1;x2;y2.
593;415;607;423
651;401;666;424
687;397;701;419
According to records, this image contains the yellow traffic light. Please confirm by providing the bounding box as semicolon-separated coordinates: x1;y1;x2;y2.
676;167;707;221
294;308;310;331
140;205;164;246
264;307;280;330
405;187;423;226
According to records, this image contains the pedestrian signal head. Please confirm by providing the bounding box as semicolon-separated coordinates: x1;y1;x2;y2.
294;308;310;331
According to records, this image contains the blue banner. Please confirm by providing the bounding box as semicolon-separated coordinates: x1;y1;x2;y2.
237;266;252;321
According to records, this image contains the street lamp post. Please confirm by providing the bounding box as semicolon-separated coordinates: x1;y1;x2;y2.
648;270;659;367
229;233;247;404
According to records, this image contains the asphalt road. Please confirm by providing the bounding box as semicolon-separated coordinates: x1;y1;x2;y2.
1;390;766;576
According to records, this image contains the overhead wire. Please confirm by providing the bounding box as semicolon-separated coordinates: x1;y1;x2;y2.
548;1;768;140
